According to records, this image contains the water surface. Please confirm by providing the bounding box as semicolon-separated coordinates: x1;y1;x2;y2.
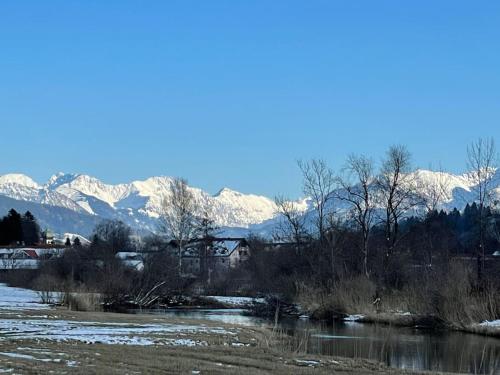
135;308;500;374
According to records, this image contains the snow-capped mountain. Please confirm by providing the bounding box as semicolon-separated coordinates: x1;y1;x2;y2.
412;169;500;210
0;169;498;238
0;172;285;235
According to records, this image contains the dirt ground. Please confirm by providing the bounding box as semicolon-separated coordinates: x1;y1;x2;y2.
0;308;461;374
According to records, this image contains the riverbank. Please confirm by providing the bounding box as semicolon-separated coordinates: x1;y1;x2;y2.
341;312;500;338
1;308;447;374
0;283;469;374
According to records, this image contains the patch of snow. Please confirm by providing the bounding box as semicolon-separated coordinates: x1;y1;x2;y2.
0;319;232;346
397;311;412;316
207;296;265;306
344;314;365;322
0;352;64;364
63;233;90;244
0;283;52;310
294;359;320;367
66;360;79;367
479;320;500;327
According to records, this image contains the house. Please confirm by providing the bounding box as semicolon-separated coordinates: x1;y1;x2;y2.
211;239;250;269
0;249;39;270
116;252;144;271
170;238;250;277
0;247;65;270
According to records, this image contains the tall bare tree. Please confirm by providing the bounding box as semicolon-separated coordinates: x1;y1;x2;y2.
159;177;200;276
376;145;419;279
298;159;336;240
336;154;376;278
274;194;307;253
91;219;132;257
198;204;219;284
466;138;498;282
298;159;337;277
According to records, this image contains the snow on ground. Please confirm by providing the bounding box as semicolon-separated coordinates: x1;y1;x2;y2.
479;320;500;327
206;296;265;306
0;283;52;311
294;359;321;367
0;283;238;348
0;349;79;368
0;319;233;346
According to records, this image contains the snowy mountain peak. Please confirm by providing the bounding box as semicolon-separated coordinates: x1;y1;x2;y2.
46;172;80;189
0;174;40;189
215;187;242;197
0;172;282;233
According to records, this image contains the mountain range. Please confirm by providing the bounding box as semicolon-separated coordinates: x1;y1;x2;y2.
0;170;498;238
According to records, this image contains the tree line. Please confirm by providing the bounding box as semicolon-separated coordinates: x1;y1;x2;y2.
273;139;499;286
242;138;499;325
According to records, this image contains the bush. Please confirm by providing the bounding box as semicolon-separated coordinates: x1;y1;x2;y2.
64;290;103;312
295;276;376;320
432;262;499;327
32;274;64;304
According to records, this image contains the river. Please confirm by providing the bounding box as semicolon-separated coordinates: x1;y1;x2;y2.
133;308;500;374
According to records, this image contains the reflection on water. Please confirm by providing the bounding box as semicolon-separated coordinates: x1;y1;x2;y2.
131;308;270;326
135;308;500;374
286;319;500;374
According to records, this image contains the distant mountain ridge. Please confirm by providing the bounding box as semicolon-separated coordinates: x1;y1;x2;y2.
0;170;498;237
0;173;286;236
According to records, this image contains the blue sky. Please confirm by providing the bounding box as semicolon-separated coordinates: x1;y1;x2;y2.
0;1;499;198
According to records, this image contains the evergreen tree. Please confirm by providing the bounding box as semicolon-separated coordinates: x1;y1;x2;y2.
21;211;40;245
65;237;71;247
5;209;23;245
0;217;7;245
73;237;81;247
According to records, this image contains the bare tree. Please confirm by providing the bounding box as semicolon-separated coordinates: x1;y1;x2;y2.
91;219;132;258
336;154;376;278
274;194;307;253
298;159;336;240
198;204;220;284
466;138;498;282
376;145;419;279
298;159;337;278
159;177;200;276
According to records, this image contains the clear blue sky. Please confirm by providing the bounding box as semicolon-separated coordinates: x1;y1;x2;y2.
1;1;499;198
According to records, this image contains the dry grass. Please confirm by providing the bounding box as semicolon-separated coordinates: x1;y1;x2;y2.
433;264;499;328
0;339;436;375
64;291;103;312
295;276;377;319
295;264;500;333
0;307;442;375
